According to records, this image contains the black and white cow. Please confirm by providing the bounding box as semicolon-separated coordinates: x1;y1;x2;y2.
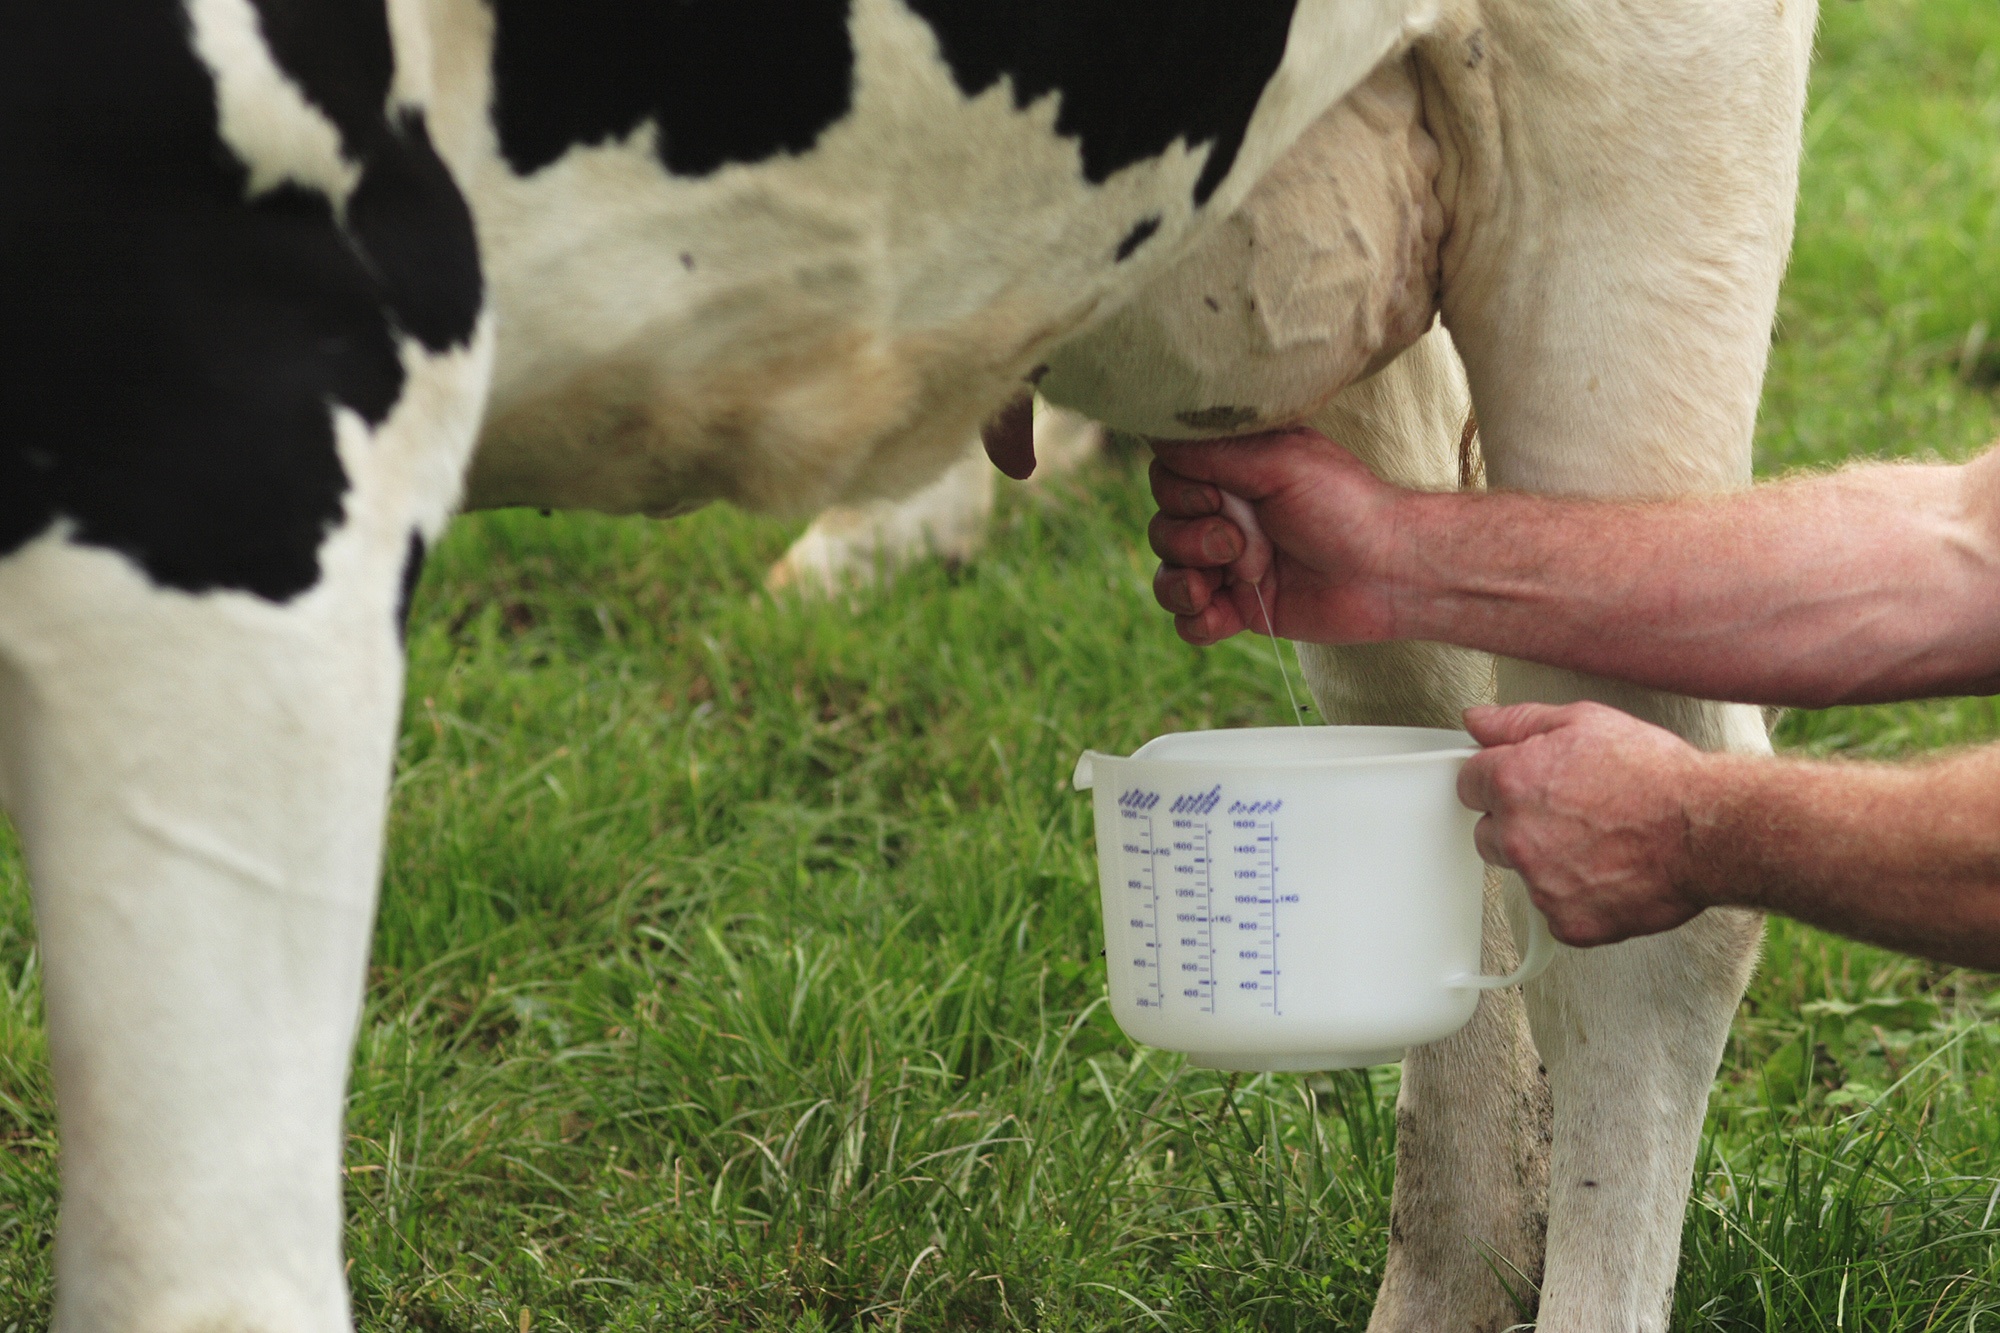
1;2;1813;1329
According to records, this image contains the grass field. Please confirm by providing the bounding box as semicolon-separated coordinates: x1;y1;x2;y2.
2;3;1998;1328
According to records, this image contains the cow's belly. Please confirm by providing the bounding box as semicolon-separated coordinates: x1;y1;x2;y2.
426;0;1439;519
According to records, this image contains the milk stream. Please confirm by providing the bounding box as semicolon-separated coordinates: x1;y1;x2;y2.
1216;488;1306;727
1248;577;1306;726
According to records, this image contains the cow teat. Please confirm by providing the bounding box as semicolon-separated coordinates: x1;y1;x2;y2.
981;391;1037;480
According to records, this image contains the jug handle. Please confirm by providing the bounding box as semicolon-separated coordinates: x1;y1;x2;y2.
1448;901;1557;990
1073;752;1098;791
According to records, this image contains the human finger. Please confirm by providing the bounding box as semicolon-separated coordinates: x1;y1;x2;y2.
1149;459;1222;519
1456;750;1503;813
1462;702;1574;748
1148;512;1245;568
1174;596;1245;645
1471;814;1514;870
1153;562;1220;618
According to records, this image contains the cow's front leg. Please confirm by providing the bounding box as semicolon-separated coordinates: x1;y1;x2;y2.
0;11;492;1322
1395;0;1817;1327
0;511;433;1331
0;288;487;1329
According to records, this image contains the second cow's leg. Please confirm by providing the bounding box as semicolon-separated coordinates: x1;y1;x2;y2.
1296;327;1551;1333
768;403;1104;594
767;446;997;594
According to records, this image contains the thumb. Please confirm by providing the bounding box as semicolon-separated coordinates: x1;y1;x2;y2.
1463;702;1572;748
1215;490;1274;587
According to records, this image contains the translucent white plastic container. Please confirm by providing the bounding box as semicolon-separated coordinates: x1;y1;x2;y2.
1073;726;1553;1071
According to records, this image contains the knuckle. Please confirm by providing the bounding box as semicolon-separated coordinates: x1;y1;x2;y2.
1165;570;1205;615
1571;700;1622;728
1550;919;1598;948
1200;517;1242;562
1490;763;1531;804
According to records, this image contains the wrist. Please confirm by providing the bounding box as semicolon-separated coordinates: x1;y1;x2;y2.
1673;749;1759;912
1369;487;1457;641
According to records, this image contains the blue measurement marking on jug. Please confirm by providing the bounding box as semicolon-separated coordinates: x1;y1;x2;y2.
1118;784;1293;1021
1229;798;1288;1016
1116;788;1166;1008
1166;785;1223;1014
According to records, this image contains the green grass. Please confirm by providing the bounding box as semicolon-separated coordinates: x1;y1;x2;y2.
2;1;1999;1326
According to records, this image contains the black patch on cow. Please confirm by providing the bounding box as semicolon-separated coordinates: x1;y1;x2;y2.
488;0;857;179
1115;215;1161;262
396;529;427;641
0;1;483;601
903;0;1298;206
248;0;483;353
245;0;394;140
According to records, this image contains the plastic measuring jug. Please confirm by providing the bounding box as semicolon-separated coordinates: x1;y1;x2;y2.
1073;725;1554;1071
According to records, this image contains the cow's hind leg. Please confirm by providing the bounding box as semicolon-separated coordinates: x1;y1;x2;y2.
768;445;997;594
1294;327;1551;1332
1392;0;1817;1327
768;402;1104;594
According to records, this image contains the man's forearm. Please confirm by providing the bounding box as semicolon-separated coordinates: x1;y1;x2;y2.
1381;453;2000;707
1684;747;2000;969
